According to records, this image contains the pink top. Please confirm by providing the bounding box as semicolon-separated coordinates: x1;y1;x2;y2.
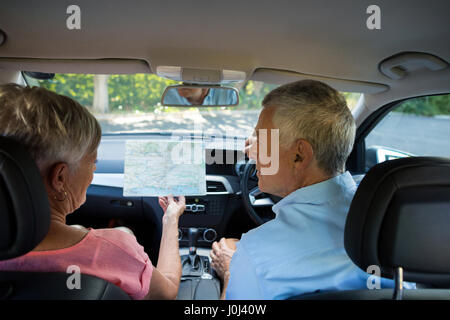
0;228;153;300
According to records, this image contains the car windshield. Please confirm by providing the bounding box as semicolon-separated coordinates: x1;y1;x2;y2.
24;73;361;139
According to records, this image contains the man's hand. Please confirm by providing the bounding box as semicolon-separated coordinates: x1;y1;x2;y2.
210;238;238;280
244;131;258;161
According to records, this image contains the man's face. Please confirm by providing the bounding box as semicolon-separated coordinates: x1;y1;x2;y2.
177;88;203;99
246;106;296;197
177;88;209;104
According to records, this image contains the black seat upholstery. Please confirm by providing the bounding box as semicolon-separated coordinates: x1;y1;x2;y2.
291;157;450;300
0;136;130;300
0;272;130;300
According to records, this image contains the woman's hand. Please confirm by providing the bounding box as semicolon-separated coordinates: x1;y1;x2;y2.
158;194;186;222
148;194;186;300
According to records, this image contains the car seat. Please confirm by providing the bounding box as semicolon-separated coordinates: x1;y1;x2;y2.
290;157;450;300
0;136;130;300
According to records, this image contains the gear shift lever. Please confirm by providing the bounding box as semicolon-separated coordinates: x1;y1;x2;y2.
181;227;211;277
188;227;200;267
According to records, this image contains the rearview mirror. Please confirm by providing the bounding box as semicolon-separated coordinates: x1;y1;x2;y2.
161;85;239;107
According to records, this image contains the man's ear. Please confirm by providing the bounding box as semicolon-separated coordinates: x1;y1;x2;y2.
47;162;69;192
293;139;314;168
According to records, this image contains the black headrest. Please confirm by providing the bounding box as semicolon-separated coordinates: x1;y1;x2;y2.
345;157;450;287
0;136;50;260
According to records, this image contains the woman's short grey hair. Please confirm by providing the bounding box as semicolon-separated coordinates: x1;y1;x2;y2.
0;83;101;173
262;80;356;176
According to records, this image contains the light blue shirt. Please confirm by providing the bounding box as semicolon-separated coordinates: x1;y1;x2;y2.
226;171;415;300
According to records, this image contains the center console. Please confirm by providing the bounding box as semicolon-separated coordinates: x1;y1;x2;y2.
175;175;239;299
176;227;221;300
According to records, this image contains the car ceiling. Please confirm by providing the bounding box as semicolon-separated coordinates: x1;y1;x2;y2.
0;0;449;93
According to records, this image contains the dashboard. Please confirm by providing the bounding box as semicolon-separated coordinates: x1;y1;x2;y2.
71;134;251;263
69;133;364;265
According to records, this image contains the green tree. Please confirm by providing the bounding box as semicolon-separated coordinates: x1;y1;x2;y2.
396;95;450;116
40;73;94;108
39;73;448;117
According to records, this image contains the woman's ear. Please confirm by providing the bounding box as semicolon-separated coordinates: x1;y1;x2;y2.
47;162;69;192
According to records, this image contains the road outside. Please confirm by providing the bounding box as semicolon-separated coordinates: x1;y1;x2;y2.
366;113;450;157
97;110;450;157
96;109;261;138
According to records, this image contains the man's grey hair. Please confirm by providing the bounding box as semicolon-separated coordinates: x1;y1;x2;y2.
262;80;356;176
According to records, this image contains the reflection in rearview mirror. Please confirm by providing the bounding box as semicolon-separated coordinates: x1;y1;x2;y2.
162;85;239;107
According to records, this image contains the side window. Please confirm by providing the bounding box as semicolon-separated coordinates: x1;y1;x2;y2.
365;94;450;171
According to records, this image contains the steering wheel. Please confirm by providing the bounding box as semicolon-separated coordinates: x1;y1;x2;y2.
239;160;278;226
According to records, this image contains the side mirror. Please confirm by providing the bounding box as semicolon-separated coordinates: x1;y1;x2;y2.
161;85;239;107
366;146;413;170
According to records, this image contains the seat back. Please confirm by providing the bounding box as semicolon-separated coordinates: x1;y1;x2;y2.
0;136;50;260
0;136;130;300
0;272;130;300
345;157;450;287
292;289;450;300
292;157;450;300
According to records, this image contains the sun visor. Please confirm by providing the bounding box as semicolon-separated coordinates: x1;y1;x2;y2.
0;58;152;74
251;68;389;94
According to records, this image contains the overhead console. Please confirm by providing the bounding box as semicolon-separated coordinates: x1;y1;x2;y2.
379;52;448;80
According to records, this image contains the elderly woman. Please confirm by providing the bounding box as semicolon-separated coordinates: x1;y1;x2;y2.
0;83;184;300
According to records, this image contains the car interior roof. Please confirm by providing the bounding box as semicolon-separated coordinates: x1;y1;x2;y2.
0;0;449;122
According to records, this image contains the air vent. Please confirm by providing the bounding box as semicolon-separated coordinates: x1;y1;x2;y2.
206;181;227;193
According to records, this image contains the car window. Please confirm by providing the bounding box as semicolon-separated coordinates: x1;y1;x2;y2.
364;94;450;171
23;73;278;139
23;73;360;140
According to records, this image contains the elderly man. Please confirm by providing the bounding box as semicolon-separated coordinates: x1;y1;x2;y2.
210;80;412;299
164;87;238;106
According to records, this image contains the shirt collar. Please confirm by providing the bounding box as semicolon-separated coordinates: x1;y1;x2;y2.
203;89;214;105
271;171;356;215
